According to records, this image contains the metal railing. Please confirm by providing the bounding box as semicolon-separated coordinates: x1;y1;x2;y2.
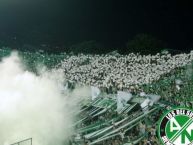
10;138;32;145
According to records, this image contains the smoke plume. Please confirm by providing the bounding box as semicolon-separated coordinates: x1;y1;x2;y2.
0;52;90;145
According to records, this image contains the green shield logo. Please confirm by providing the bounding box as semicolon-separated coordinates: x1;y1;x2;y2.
158;107;193;145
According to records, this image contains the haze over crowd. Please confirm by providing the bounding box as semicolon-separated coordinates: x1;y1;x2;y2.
0;52;90;145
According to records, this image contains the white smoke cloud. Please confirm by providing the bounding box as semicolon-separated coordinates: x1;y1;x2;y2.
0;52;90;145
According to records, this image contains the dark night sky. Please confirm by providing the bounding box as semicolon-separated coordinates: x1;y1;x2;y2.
0;0;193;50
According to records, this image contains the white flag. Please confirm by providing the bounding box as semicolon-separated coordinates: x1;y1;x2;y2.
147;94;161;105
141;94;161;113
91;86;100;100
140;98;151;109
117;91;132;112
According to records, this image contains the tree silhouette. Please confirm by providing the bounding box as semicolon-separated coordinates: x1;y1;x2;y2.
126;34;166;54
69;40;104;54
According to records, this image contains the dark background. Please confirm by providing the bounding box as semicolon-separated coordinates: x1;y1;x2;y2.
0;0;192;53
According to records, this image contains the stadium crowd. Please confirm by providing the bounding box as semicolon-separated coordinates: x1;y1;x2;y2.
60;52;192;88
60;52;193;105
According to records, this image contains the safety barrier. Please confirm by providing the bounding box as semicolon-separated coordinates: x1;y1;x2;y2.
10;138;32;145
